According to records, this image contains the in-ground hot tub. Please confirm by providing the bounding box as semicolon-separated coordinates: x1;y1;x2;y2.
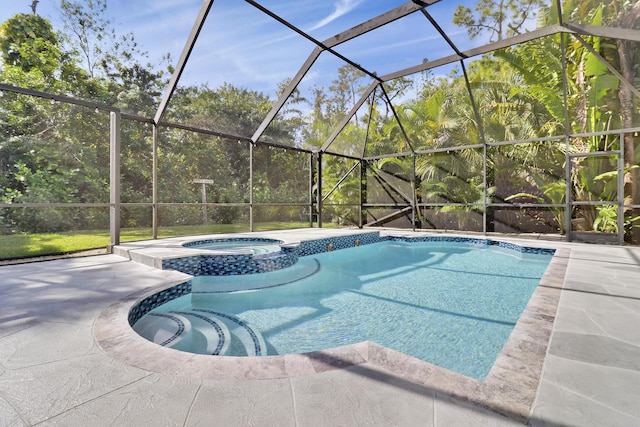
163;237;297;276
182;237;284;255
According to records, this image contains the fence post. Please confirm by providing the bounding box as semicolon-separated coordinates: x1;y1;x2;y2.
250;142;254;232
152;123;158;239
110;111;121;249
309;152;314;227
316;151;323;228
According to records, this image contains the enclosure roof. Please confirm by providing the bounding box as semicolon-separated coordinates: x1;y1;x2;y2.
144;0;639;156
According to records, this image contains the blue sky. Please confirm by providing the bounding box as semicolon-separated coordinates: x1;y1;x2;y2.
0;1;518;98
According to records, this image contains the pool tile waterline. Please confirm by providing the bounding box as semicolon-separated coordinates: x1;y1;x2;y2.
160;231;554;277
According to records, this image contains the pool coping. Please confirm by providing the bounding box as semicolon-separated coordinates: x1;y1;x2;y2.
94;233;569;423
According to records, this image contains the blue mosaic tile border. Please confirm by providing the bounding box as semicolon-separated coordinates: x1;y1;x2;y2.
295;232;381;256
161;232;554;278
199;253;260;275
162;251;298;276
389;235;491;246
162;238;296;276
163;233;382;276
128;281;192;325
388;235;555;255
163;256;201;276
494;241;556;255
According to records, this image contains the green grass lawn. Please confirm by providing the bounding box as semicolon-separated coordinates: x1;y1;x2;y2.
0;222;322;260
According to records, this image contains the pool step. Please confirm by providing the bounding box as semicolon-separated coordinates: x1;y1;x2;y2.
171;311;229;355
132;312;192;349
133;310;267;356
192;309;267;356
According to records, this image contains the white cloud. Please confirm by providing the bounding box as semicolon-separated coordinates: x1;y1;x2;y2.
307;0;364;32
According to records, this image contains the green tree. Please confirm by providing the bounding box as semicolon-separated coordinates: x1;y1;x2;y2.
0;7;164;233
0;13;60;74
453;0;547;41
59;0;168;115
1;12;107;232
158;82;311;225
327;65;367;121
480;0;640;237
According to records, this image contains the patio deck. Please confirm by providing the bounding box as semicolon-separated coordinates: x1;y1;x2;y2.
0;228;638;426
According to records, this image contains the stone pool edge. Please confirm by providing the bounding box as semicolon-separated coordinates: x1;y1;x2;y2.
94;237;568;423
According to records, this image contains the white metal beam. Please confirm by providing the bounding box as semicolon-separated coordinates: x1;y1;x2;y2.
154;0;215;124
381;25;564;81
562;22;640;43
251;1;435;143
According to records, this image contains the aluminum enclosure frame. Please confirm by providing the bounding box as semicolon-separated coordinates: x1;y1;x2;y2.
1;0;640;248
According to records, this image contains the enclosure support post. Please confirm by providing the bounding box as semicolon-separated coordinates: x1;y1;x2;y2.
482;142;488;235
560;32;573;242
109;111;121;249
412;154;417;231
316;152;323;228
309;152;314;227
565;145;572;242
359;160;366;229
152;124;158;239
461;59;488;234
250;142;254;232
618;132;625;245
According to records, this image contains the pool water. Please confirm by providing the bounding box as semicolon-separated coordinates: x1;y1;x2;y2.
143;241;552;379
185;239;282;255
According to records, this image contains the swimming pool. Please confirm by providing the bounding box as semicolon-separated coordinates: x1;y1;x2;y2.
132;239;553;380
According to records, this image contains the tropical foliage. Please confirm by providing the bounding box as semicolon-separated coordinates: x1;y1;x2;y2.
1;0;639;251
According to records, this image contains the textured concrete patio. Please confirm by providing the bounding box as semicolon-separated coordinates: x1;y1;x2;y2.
0;229;638;426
